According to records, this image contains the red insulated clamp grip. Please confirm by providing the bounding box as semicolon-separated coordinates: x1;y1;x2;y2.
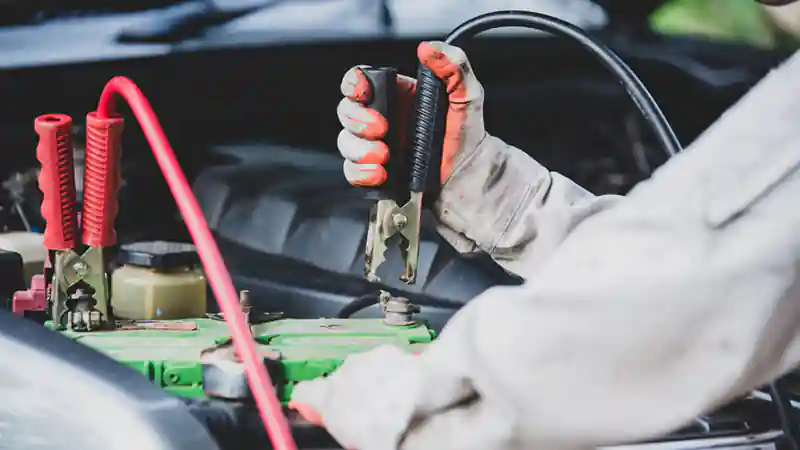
83;112;124;247
35;114;78;250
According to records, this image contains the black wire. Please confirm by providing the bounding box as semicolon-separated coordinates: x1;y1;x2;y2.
769;381;800;450
442;10;682;159
336;292;381;319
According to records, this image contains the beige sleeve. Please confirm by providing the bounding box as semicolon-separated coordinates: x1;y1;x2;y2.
434;134;622;276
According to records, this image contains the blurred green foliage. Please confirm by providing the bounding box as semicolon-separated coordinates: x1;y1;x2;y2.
651;0;799;48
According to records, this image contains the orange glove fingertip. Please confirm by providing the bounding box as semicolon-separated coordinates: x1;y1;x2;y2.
355;141;389;165
417;42;452;78
360;109;388;140
351;167;387;187
416;41;441;66
350;67;372;103
288;401;324;427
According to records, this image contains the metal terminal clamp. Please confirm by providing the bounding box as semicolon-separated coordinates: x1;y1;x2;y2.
379;291;420;326
65;286;103;331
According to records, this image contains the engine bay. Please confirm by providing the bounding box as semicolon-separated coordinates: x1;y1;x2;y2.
0;5;799;450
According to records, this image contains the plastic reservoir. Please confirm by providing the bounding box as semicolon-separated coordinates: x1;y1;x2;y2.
111;241;206;320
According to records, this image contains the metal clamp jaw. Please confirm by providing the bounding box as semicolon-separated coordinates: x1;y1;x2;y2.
365;193;422;284
50;247;108;331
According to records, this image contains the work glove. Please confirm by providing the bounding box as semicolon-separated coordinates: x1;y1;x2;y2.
337;41;605;268
338;40;501;255
289;344;496;450
338;40;486;189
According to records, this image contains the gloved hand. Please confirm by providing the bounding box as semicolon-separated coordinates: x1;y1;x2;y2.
338;41;601;267
288;346;423;449
288;344;488;450
338;40;486;188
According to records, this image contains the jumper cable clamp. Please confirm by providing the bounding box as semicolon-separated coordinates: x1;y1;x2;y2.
35;112;124;331
361;63;446;286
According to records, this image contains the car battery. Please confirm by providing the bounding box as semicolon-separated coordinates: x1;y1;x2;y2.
56;316;435;403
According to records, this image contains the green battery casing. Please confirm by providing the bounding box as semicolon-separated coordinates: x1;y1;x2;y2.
57;317;435;403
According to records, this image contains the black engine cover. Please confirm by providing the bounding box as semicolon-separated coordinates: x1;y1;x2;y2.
193;143;521;331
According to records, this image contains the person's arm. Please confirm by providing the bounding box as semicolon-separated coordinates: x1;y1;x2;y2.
432;134;622;275
293;49;800;450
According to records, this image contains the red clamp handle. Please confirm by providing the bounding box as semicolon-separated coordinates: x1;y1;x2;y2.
83;112;124;247
35;114;78;250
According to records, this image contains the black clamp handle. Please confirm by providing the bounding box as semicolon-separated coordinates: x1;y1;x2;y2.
359;66;406;203
360;65;448;204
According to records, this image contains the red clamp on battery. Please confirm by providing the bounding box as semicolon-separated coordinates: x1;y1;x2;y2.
83;112;124;247
12;274;47;315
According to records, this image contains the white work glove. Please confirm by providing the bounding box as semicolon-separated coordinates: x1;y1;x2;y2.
289;342;507;450
290;347;430;450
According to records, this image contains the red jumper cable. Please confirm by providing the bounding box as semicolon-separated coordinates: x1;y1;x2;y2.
89;76;296;450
